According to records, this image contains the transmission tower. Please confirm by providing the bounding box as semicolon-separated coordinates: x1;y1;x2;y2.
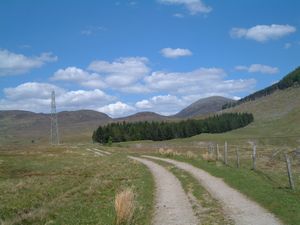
50;90;60;145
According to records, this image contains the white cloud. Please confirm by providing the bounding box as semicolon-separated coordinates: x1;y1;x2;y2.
98;101;136;117
160;48;192;58
144;68;256;96
51;67;106;88
135;99;152;109
235;64;279;74
4;82;65;100
88;57;150;87
158;0;212;15
233;96;241;100
230;24;296;42
57;89;114;108
136;94;185;115
0;49;57;76
0;82;115;112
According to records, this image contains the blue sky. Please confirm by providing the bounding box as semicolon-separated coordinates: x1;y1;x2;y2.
0;0;299;117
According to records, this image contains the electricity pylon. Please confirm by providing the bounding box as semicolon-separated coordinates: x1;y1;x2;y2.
50;90;59;145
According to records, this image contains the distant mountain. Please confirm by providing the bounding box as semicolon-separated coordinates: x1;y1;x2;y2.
0;110;112;144
175;96;236;118
116;111;170;122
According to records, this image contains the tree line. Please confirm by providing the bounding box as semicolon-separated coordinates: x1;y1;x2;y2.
92;113;254;144
223;66;300;109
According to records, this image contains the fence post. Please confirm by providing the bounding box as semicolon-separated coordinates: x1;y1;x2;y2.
224;141;228;165
236;148;240;168
285;153;295;190
216;144;220;161
252;144;256;170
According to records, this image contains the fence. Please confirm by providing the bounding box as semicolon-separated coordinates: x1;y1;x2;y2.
133;140;300;191
201;142;299;190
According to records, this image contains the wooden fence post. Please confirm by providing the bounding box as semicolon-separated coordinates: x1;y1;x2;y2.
285;153;295;190
224;141;228;165
236;148;240;168
252;144;256;170
216;144;220;161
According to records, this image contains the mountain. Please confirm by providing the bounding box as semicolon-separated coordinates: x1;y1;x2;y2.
175;96;236;118
0;110;112;144
116;112;171;122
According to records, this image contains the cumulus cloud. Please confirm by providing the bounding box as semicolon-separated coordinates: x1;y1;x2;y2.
143;68;256;97
135;99;152;109
88;57;150;87
235;64;279;74
98;101;136;117
0;49;57;76
135;94;185;115
160;48;192;58
4;82;65;100
51;67;106;88
158;0;212;15
230;24;296;42
0;82;115;112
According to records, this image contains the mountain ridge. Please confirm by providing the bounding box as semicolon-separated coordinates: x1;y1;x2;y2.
175;96;235;118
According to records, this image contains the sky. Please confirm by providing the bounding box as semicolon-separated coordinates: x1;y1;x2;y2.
0;0;299;117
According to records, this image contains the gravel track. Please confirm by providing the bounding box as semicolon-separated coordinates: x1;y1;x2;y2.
143;155;282;225
129;156;199;225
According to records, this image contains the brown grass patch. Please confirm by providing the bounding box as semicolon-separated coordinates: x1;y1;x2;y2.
202;152;215;162
157;148;180;157
115;188;135;225
185;151;197;159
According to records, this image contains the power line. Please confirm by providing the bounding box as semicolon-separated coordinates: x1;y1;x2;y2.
50;90;59;145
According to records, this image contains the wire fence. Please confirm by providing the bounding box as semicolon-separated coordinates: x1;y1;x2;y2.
133;141;300;191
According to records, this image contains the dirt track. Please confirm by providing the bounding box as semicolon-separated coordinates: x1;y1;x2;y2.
143;155;282;225
129;156;199;225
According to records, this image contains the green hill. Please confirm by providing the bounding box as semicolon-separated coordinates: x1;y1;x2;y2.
191;69;300;147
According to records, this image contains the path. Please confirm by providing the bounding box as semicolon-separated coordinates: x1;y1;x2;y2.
86;148;104;156
129;156;199;225
92;148;112;155
143;155;282;225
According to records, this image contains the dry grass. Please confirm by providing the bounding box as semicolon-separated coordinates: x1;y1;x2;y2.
202;152;216;162
115;188;135;225
157;148;180;157
185;151;197;159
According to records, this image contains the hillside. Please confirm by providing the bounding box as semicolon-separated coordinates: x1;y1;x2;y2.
175;96;235;118
221;67;300;142
116;112;171;122
188;86;300;147
0;110;112;144
223;66;300;109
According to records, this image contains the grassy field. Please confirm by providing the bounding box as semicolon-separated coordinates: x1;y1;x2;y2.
0;144;154;225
